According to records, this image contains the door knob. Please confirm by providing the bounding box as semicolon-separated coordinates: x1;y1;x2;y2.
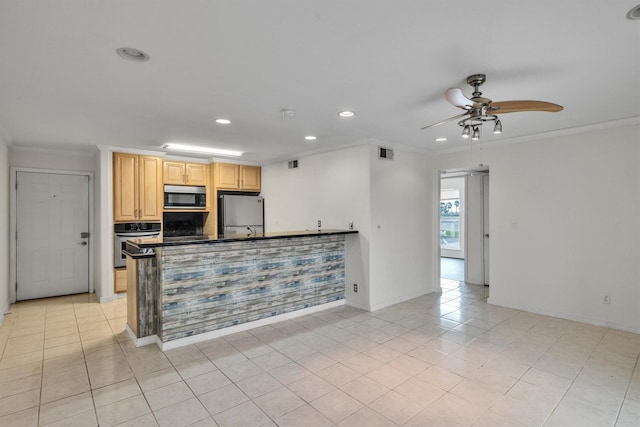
78;241;87;246
484;234;490;238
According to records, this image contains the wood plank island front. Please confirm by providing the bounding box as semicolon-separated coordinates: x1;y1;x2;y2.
124;230;358;350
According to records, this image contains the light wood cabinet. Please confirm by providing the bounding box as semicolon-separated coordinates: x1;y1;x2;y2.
114;268;127;293
213;163;261;191
240;166;261;191
163;161;208;186
214;163;239;188
113;153;163;222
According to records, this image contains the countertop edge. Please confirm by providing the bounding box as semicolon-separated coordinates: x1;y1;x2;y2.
129;229;359;248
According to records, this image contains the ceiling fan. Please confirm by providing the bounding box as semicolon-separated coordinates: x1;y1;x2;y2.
422;73;563;140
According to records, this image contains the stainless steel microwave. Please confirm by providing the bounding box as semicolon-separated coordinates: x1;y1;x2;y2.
164;185;206;209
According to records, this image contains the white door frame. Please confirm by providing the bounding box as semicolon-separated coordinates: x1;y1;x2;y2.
9;167;95;303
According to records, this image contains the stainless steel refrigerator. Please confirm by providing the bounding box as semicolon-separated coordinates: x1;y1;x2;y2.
218;194;264;235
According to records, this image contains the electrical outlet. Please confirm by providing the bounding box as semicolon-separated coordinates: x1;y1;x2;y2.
353;283;358;292
602;293;611;304
317;220;321;228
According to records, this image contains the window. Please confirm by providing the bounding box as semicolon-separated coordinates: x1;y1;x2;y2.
440;189;460;250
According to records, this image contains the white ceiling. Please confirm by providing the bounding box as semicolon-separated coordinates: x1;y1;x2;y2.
1;1;639;163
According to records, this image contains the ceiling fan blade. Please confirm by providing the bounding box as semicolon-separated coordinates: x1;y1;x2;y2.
421;112;469;130
445;88;476;110
488;100;563;114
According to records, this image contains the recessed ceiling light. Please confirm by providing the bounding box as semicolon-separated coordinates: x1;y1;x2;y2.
305;135;317;141
435;137;448;142
116;47;149;62
163;143;243;157
338;110;355;118
627;4;640;19
215;118;231;124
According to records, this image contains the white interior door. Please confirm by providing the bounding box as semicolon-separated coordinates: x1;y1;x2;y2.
16;172;90;300
483;175;490;285
464;172;490;285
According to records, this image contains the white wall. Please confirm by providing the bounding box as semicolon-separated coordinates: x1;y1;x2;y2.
0;137;9;321
262;144;438;311
94;149;108;302
261;144;372;309
369;146;436;309
432;124;640;333
9;148;96;172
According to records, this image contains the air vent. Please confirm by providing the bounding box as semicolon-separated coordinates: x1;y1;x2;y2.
378;146;394;160
288;160;299;169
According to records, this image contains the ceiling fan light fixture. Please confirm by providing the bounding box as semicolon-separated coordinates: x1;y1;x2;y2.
471;127;480;141
116;47;149;62
627;4;640;19
461;125;471;139
493;119;502;134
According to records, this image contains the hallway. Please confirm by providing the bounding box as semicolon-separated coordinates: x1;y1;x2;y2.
441;257;464;282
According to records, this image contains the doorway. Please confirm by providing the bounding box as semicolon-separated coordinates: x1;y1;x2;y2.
440;177;465;282
439;169;489;285
11;170;93;301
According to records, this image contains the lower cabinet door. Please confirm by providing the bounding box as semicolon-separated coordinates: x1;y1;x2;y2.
114;268;127;293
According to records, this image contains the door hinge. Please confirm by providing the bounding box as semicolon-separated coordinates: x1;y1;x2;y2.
15;180;18;190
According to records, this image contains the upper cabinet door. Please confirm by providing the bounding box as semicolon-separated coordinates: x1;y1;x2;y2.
216;163;240;189
240;166;261;191
163;161;186;185
185;163;208;186
138;156;163;221
113;153;138;222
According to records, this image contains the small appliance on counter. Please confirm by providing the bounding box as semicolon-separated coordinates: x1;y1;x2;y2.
218;193;264;235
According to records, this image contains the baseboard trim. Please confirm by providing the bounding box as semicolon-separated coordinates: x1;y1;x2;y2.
99;294;117;304
0;301;10;327
125;325;159;347
487;297;640;335
369;288;436;312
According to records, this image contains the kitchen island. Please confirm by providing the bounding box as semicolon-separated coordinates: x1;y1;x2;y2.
124;229;358;350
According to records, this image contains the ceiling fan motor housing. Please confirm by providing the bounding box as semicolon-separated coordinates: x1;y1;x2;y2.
467;74;487;99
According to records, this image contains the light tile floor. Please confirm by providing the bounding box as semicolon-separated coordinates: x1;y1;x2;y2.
0;281;639;426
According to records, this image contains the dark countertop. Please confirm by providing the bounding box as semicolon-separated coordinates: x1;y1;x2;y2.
126;229;358;249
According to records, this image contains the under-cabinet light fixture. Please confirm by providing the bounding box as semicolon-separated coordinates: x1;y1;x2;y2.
163;143;243;157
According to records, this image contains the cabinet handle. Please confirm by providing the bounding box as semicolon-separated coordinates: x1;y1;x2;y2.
186;174;189;183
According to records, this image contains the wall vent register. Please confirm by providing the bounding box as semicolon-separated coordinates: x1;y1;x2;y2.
378;146;394;160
